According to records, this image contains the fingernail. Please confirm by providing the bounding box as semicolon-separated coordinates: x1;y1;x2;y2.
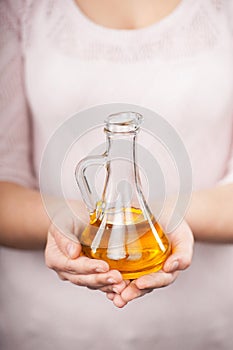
113;287;120;294
136;282;146;289
168;260;179;272
67;243;76;258
107;278;116;284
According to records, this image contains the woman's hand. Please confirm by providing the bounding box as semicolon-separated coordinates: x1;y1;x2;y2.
45;207;193;306
103;220;194;308
45;209;126;292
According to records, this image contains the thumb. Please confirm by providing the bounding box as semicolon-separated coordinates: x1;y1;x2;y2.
163;220;194;273
49;224;82;259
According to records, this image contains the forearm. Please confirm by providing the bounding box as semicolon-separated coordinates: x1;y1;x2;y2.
185;183;233;243
0;182;50;249
1;181;232;249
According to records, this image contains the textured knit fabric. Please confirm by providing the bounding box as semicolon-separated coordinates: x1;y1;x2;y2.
0;1;233;349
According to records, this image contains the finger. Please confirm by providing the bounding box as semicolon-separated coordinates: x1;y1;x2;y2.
85;269;123;289
120;280;149;303
67;256;109;275
112;294;128;308
120;272;178;304
49;224;81;259
46;232;109;274
57;272;68;281
106;293;115;300
100;280;128;294
58;269;123;289
135;270;179;290
163;221;194;273
54;255;110;275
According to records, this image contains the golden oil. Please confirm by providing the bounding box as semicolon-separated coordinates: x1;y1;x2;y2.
80;207;171;279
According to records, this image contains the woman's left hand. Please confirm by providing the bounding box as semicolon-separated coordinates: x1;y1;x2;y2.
101;220;194;308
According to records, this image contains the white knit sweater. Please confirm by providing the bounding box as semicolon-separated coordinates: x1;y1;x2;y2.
0;1;233;349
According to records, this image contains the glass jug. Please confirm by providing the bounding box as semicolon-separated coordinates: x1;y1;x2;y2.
75;112;171;279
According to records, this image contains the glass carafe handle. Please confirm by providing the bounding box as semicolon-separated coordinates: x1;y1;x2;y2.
75;154;107;214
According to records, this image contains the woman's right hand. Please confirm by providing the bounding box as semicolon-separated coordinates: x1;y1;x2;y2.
45;213;126;292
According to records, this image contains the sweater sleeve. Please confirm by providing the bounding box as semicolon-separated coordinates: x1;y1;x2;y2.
0;0;36;188
220;1;233;184
218;128;233;185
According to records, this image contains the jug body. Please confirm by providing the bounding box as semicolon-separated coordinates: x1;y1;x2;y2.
75;112;171;279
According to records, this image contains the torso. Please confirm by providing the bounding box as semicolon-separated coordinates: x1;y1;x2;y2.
1;1;233;349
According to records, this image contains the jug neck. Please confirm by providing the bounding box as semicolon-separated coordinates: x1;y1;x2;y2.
105;132;137;162
102;131;142;211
